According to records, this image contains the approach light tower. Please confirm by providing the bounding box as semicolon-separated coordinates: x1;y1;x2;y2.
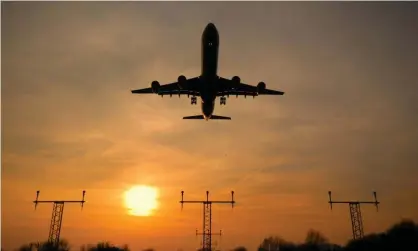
196;229;222;251
33;190;86;247
180;191;235;251
328;191;379;240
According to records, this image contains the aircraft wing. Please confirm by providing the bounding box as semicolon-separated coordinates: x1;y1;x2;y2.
131;77;201;96
218;77;284;97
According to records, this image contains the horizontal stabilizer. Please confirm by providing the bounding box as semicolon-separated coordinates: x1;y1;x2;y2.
182;115;231;120
210;115;231;120
183;115;204;120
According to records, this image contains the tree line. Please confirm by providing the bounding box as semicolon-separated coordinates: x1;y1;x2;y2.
12;219;418;251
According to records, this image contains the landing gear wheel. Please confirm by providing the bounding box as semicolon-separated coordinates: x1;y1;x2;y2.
191;96;197;105
220;97;226;105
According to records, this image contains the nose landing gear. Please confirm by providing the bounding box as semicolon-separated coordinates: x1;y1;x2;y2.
220;96;226;105
191;96;197;105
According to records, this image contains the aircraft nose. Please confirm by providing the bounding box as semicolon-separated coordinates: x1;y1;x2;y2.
205;22;217;33
203;22;219;43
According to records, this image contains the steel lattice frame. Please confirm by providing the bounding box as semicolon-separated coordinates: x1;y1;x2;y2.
202;203;212;251
349;203;364;240
180;191;234;251
33;190;86;248
328;191;379;241
48;203;65;246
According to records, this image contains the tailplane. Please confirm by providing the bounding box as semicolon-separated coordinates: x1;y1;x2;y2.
182;115;231;120
183;115;204;120
210;115;231;120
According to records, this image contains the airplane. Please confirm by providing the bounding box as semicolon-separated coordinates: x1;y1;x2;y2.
131;22;285;121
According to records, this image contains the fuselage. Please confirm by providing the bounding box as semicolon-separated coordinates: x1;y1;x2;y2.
200;23;219;120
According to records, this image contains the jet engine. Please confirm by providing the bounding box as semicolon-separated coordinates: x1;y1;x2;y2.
257;82;266;93
151;81;160;93
232;76;240;85
178;75;187;89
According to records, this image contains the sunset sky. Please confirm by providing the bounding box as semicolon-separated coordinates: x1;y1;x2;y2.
2;1;418;251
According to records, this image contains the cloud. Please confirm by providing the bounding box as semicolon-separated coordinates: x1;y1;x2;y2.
2;2;418;251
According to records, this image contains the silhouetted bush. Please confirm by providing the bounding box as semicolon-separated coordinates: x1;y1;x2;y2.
81;242;129;251
345;219;418;251
231;247;247;251
17;240;70;251
11;220;418;251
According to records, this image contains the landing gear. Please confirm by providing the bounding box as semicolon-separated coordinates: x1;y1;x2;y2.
220;96;226;105
191;96;197;105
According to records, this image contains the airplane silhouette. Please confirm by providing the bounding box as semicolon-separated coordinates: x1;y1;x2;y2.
131;23;285;121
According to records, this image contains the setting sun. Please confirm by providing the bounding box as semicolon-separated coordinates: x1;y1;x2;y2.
124;185;159;216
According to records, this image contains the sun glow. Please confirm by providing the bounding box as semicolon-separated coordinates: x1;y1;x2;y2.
124;185;159;216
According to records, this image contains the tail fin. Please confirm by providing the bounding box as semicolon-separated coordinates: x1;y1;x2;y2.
182;115;231;120
210;115;231;120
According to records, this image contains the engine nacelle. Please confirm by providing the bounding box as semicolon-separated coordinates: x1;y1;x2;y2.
232;76;240;85
177;75;187;89
257;82;266;93
151;81;160;93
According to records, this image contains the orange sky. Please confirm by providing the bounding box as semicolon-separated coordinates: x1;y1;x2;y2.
2;2;418;251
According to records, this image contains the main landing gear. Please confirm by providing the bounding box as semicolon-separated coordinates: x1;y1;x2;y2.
220;96;226;105
191;96;197;105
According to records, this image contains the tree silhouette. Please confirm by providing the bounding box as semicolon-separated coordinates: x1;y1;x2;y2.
385;219;418;250
85;242;129;251
17;243;36;251
299;229;331;251
40;240;70;251
231;246;247;251
18;240;70;251
258;236;296;251
12;219;418;251
304;229;328;245
345;219;418;251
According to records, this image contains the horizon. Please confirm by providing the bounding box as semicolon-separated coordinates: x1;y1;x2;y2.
2;1;418;251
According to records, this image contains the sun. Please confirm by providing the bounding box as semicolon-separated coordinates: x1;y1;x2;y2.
124;185;159;216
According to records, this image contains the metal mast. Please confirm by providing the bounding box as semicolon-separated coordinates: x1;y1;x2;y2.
180;191;235;251
328;191;379;240
196;229;222;251
33;190;86;247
